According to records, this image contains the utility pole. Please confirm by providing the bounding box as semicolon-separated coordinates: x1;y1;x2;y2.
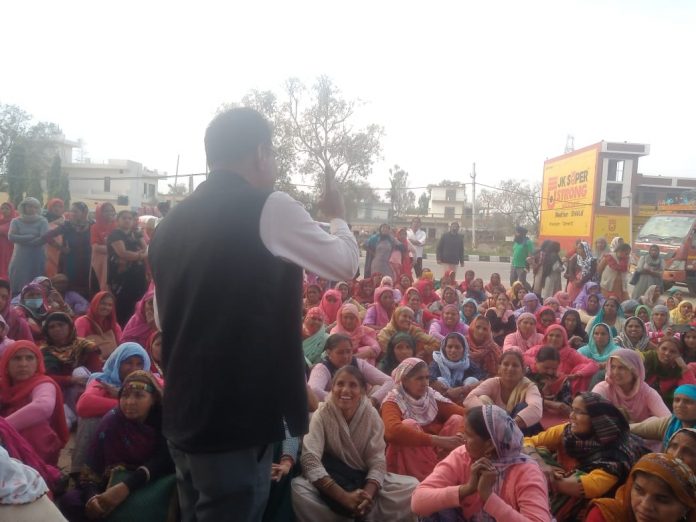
470;162;477;250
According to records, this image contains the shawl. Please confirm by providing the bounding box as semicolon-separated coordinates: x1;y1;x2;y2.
461;297;481;325
643;347;687;407
83;291;122;337
467;316;502;377
0;445;48;505
330;303;376;348
507;281;524;301
16;283;49;321
433;304;468;338
396;274;414;295
320;289;342;324
670;300;693;325
640;284;660;308
0;340;69;446
370;286;395;327
588;297;625;336
648;304;670;333
573;281;604;310
562;392;646;480
303;306;326;337
554;291;571;308
513;293;540;319
505;313;544;352
599;349;660;421
575;241;594;278
400;286;420;307
144;330;164;378
663;385;696;446
380;332;416;376
534;306;557;334
561;309;587;340
89;342;151;387
432;333;471;387
17;197;42;224
301;396;386;485
121;289;156;347
578;323;620;363
90;202;116;245
620;299;639;316
415;279;439;307
353;278;374;304
590;453;696;522
604;252;628;273
614;316;651;351
0;202;17;225
383;357;451;425
634;304;651;321
40;312;99;371
44;198;64;222
303;328;328;365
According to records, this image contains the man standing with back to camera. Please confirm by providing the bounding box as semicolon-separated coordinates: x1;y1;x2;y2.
149;108;359;521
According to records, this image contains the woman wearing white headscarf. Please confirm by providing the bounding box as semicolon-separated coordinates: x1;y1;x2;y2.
8;198;49;295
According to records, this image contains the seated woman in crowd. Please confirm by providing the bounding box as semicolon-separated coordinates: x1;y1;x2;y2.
637;284;661;309
508;282;526;310
620;299;639;318
429;332;485;404
381;358;465;481
145;331;164;379
527;346;573;429
363;287;396;331
630;384;696;452
592;349;670;426
0;340;69;465
61;371;175;522
560;309;587;349
401;286;435;329
40;312;102;426
646;304;672;343
535;306;557;335
73;342;151;476
121;290;157;348
302;307;328;365
466;317;502;379
514;292;540;319
353;278;374;308
579;323;620;381
522;392;647;521
578;294;602;331
14;283;50;341
643;338;696;410
670;299;694;325
483;293;515;346
665;427;696;473
460;298;479;326
428;304;468;342
303;283;323;316
334;281;365;318
634;304;650;324
379;332;416;376
587;453;696;522
428;285;460;317
524;324;599;395
331;303;380;365
587;297;625;337
416;278;440;309
614;316;656;352
378;306;439;362
503;312;544;353
395;274;413;297
484;273;506;297
291;366;418;522
574;280;603;307
681;326;696;372
308;334;393;408
320;289;342;328
0;279;32;341
50;273;89;316
456;270;474;293
464;350;543;435
543;297;562;319
412;405;552;522
74;291;123;360
464;278;486;305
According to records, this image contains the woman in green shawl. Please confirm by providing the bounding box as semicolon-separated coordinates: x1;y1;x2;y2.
303;307;328;365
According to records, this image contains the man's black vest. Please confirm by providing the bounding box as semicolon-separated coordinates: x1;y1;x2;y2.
149;172;307;452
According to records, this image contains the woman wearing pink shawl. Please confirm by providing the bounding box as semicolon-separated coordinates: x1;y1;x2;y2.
318;289;342;326
503;312;544;353
554;291;572;309
428;304;469;342
524;324;599;395
363;286;395;330
592;348;670;424
120;290;156;347
330;303;380;365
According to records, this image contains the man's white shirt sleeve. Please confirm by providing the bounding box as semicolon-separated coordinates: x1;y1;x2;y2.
259;191;360;281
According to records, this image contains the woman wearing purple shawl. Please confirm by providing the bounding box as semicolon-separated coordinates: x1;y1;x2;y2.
121;289;157;348
429;304;469;341
573;281;605;310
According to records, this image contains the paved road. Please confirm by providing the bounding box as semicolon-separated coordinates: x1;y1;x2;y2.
421;258;511;283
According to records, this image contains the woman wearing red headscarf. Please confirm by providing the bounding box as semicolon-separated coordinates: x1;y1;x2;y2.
0;340;69;465
74;291;123;359
0;202;18;280
90;203;116;293
318;289;342;326
466;316;503;378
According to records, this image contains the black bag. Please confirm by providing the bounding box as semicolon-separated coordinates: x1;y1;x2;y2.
629;271;640;286
318;453;368;516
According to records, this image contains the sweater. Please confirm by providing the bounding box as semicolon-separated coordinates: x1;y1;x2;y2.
75;380;118;419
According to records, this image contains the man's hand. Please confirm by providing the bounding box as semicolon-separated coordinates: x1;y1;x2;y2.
318;166;346;220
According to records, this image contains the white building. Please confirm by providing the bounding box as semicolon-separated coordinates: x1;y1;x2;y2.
427;184;468;219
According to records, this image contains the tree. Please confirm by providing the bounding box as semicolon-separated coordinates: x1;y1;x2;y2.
387;165;416;217
0;103;31;177
6;143;27;206
342;180;381;222
417;192;430;215
478;179;542;234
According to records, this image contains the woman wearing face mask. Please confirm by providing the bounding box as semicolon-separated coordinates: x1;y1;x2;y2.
464;350;543;435
382;358;465;481
429;333;484;404
330;304;380;365
503;313;544;353
643;338;696;410
614;316;656;352
121;290;157;349
0;340;69;465
378;306;439;362
14;283;50;342
412;405;552;522
587;453;696;522
8;198;49;297
429;304;468;342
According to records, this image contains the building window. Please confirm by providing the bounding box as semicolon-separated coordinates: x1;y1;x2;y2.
148;184;156;198
104;177;111;192
608;160;624;182
445;189;457;202
605;185;622;207
637;192;657;205
444;206;455;219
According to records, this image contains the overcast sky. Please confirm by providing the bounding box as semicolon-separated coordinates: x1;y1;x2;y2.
4;0;695;200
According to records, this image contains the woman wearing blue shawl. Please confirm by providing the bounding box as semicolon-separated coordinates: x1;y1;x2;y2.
578;323;620;389
585;297;625;337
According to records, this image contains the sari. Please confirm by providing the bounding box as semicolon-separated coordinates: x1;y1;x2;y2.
466;316;502;377
365;286;395;329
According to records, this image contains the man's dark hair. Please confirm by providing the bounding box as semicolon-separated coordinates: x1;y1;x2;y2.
205;108;272;169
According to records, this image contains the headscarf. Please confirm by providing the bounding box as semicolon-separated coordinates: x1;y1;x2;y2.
319;289;342;324
467;316;502;376
535;305;557;334
40;311;99;370
84;291;122;337
663;385;696;447
380;276;394;288
371;286;395;328
432;332;471;387
89;342;151;388
562;392;647;480
602;349;656;421
615;316;651;351
0;202;17;225
634;304;651;321
610;237;624;252
590;453;696;522
505;313;544;352
554;291;571;308
16;283;48;320
434;304;468;338
304;283;323;304
353;278;374;304
560;309;586;342
648;304;670;329
460;297;480;325
589;297;625;336
0;341;69;446
379;332;416;376
17;197;42;224
575;241;595;279
580;323;620;363
144;330;164;377
91;202;116;245
671;300;693;325
44;198;64;222
573;281;604;310
507;281;524;302
302;307;328;364
331;303;376;347
640;284;660;308
514;293;540;318
121;289;156;347
383;357;451;425
620;300;639;317
415;279;439;307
